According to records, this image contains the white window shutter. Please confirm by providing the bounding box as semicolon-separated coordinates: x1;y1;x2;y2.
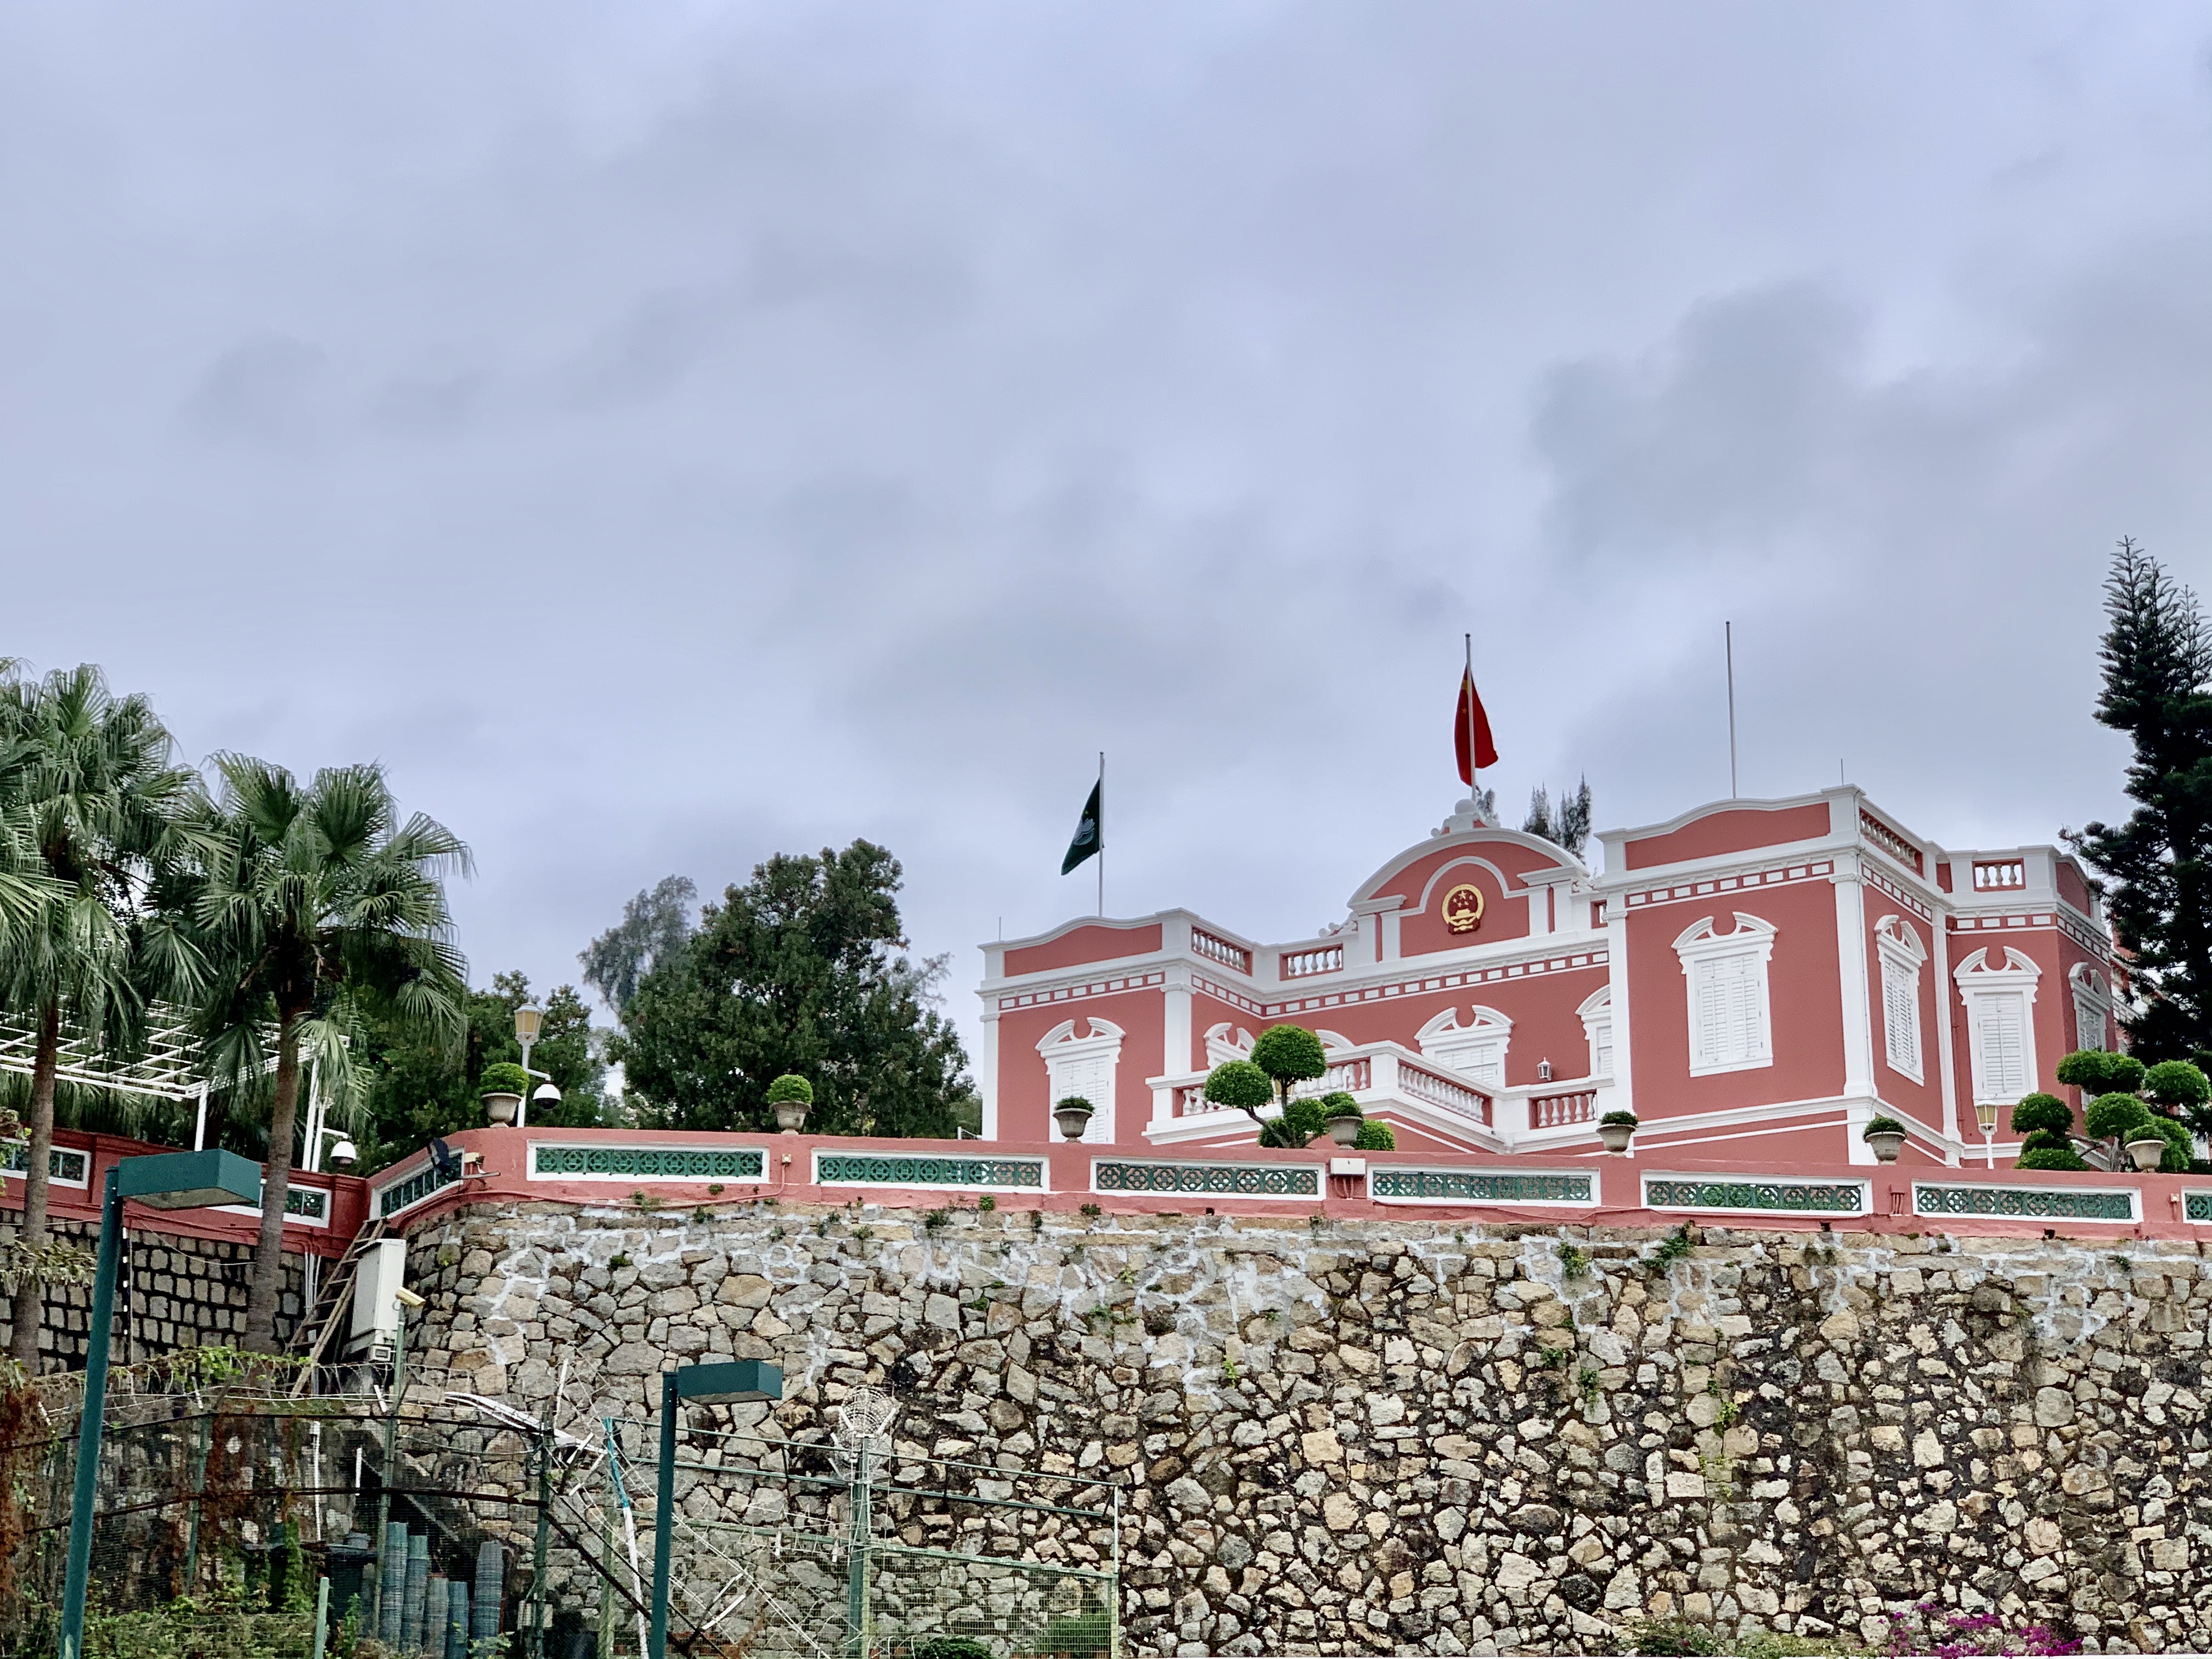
1978;994;2027;1101
1590;1022;1613;1078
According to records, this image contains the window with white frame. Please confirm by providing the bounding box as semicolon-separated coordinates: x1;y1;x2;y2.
1674;914;1776;1076
2070;964;2110;1053
1415;1006;1511;1088
1873;915;1926;1083
1955;947;2041;1107
1577;987;1614;1079
1037;1017;1125;1144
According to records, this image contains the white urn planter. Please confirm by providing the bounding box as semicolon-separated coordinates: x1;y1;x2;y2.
2126;1135;2169;1172
482;1091;521;1126
1053;1101;1095;1141
1596;1120;1637;1154
1325;1115;1363;1147
773;1099;809;1135
1865;1130;1907;1164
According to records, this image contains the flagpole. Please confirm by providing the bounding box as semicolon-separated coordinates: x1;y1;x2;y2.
1097;751;1105;917
1464;633;1477;817
1725;621;1739;798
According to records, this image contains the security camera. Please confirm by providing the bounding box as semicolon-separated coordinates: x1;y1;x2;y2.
394;1286;426;1310
330;1139;358;1170
533;1082;562;1105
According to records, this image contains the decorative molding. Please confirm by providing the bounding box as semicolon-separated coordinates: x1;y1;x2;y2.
996;971;1167;1012
531;1143;766;1182
1643;1176;1867;1215
815;1153;1047;1191
1577;986;1613;1080
1093;1159;1321;1198
1863;862;1933;924
1874;915;1927;1085
1369;1167;1594;1206
1414;1005;1512;1088
2185;1192;2212;1224
1618;861;1835;912
1674;913;1777;1077
1915;1183;2136;1223
1039;1017;1125;1146
1955;947;2041;1106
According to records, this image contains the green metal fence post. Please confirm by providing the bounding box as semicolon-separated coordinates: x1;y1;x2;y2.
57;1167;125;1659
648;1370;678;1659
311;1573;331;1659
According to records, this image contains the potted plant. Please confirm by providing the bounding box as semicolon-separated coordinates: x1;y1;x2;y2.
1053;1094;1095;1141
764;1074;812;1133
1862;1115;1908;1163
2085;1091;2154;1171
1596;1110;1638;1154
1319;1093;1364;1147
478;1062;530;1125
2125;1127;2171;1171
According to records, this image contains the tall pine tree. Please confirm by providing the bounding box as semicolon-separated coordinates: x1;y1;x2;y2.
2071;539;2212;1057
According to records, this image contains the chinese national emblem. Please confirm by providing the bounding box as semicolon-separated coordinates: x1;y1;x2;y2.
1441;882;1485;935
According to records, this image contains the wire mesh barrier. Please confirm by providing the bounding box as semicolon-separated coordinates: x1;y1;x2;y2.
0;1365;1119;1659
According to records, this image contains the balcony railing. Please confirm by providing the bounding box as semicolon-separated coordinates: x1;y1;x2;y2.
1972;860;2026;892
1859;811;1923;874
1281;945;1344;979
1397;1059;1492;1126
1528;1090;1598;1130
1190;928;1253;974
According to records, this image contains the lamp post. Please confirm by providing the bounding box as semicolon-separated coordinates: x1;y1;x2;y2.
514;1003;544;1128
650;1361;782;1659
1976;1099;1999;1170
60;1149;264;1659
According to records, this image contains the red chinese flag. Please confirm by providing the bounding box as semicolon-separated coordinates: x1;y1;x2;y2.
1454;668;1498;783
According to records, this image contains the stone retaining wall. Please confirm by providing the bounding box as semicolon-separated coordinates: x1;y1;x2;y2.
403;1197;2212;1655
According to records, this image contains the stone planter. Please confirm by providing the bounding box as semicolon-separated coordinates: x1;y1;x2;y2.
1053;1102;1094;1141
2126;1136;2169;1172
1865;1130;1906;1164
482;1091;520;1126
773;1099;809;1135
1325;1115;1362;1147
1597;1121;1636;1154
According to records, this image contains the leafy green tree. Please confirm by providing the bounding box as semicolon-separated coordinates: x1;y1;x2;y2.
2142;1058;2212;1137
2055;1049;2146;1097
1250;1025;1327;1113
1201;1059;1273;1122
0;665;207;1369
579;876;697;1013
614;841;974;1136
2070;540;2212;1057
189;758;469;1351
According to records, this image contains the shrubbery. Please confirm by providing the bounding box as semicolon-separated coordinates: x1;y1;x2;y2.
766;1073;814;1105
477;1062;531;1096
1352;1120;1396;1151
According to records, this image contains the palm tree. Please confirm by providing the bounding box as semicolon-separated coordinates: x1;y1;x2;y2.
0;665;207;1370
192;757;469;1352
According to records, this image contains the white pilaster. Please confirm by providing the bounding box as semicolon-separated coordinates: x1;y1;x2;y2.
1833;859;1878;1161
979;1007;1000;1141
1160;967;1193;1127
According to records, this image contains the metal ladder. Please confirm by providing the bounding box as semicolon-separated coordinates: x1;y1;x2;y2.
288;1213;388;1393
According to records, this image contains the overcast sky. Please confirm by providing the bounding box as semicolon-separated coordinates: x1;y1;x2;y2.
6;3;2210;1065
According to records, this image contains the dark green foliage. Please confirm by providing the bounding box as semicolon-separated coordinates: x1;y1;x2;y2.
2018;1128;2074;1156
2141;1114;2195;1172
2143;1059;2211;1109
905;1641;995;1659
1258;1096;1329;1148
2070;540;2212;1058
2018;1147;2094;1172
352;974;610;1169
2056;1049;2146;1096
1318;1092;1362;1120
1054;1094;1093;1114
1203;1059;1274;1115
1630;1616;1723;1656
1249;1025;1328;1103
1600;1110;1639;1128
766;1074;813;1106
614;840;975;1137
2011;1093;2074;1136
1039;1607;1111;1657
1863;1115;1906;1138
2085;1091;2152;1141
476;1062;530;1096
579;874;697;1013
1352;1119;1396;1151
1523;777;1595;857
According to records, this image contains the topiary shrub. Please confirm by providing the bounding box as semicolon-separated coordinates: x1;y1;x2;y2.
1258;1097;1330;1148
2085;1091;2152;1142
1863;1115;1906;1139
766;1074;814;1106
2017;1147;2092;1172
2138;1113;2195;1173
1203;1059;1274;1119
1352;1119;1395;1151
1319;1092;1362;1121
1600;1110;1639;1128
2057;1049;2146;1097
2019;1128;2074;1156
2143;1059;2211;1112
2011;1093;2073;1137
1249;1024;1328;1111
478;1062;531;1096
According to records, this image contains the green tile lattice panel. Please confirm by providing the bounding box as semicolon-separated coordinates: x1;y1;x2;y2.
1915;1184;2136;1222
377;1161;458;1218
533;1145;766;1182
1643;1178;1866;1215
3;1143;89;1186
1092;1161;1321;1199
2188;1192;2212;1223
1370;1168;1594;1205
815;1154;1046;1190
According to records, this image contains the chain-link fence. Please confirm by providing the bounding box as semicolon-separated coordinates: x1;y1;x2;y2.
0;1363;1119;1659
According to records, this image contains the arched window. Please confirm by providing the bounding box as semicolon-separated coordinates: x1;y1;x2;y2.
1577;987;1613;1079
1674;914;1776;1077
2070;964;2111;1053
1954;948;2040;1107
1037;1018;1125;1144
1874;915;1927;1083
1415;1006;1513;1088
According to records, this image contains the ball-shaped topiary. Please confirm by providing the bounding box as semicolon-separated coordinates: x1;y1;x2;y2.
1318;1092;1363;1121
766;1074;814;1107
2017;1146;2092;1172
2085;1092;2152;1142
1261;1097;1330;1148
2140;1114;2195;1173
2056;1049;2146;1097
2143;1060;2211;1111
1054;1094;1094;1115
2010;1093;2073;1137
1249;1025;1328;1097
1352;1119;1396;1152
1600;1110;1639;1128
2018;1128;2074;1156
1863;1115;1906;1139
478;1062;531;1096
1203;1059;1274;1115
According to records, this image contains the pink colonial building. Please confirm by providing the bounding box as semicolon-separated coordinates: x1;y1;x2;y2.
977;786;2121;1170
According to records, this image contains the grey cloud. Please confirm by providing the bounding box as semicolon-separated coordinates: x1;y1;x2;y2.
179;334;329;448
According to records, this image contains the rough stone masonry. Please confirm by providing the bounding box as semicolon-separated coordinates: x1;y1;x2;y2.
404;1198;2212;1655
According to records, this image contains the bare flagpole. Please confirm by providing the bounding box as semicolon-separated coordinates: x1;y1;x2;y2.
1725;621;1739;798
1097;751;1105;917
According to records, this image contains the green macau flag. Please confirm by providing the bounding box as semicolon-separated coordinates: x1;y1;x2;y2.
1062;776;1103;874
